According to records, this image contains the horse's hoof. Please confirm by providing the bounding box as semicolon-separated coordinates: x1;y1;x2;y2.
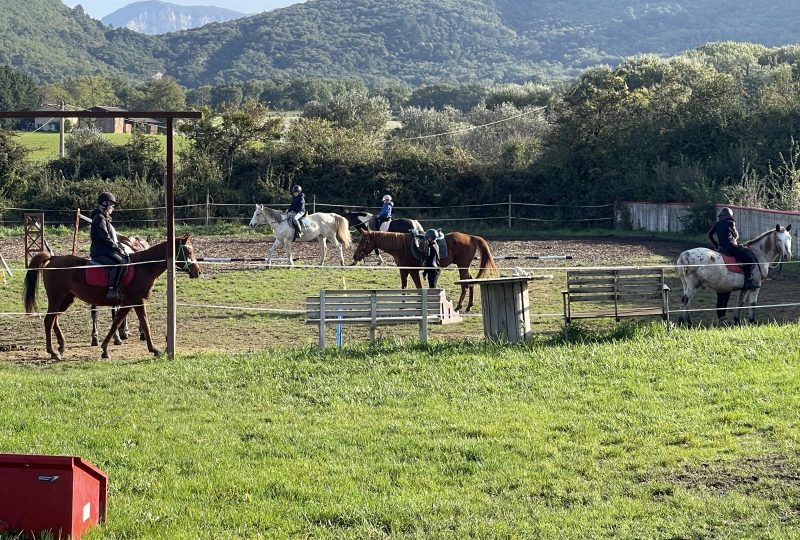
140;333;146;341
119;330;129;340
101;350;110;359
113;337;123;346
91;338;98;347
49;353;61;361
151;349;162;357
58;345;65;354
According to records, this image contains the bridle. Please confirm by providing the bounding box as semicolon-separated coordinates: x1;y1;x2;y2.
176;241;196;272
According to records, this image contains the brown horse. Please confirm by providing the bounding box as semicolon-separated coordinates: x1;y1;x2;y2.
24;235;201;360
352;230;499;311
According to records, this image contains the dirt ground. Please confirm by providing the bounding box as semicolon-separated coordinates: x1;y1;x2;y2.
2;232;798;363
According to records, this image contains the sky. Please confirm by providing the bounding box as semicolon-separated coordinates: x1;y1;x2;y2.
62;0;301;19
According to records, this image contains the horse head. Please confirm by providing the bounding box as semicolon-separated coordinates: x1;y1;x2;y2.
775;224;793;261
352;230;376;263
249;204;266;228
176;234;202;278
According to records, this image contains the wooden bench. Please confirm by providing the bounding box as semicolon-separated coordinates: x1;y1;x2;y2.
306;288;463;348
562;268;670;329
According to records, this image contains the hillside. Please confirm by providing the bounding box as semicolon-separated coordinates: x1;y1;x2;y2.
4;0;800;86
102;1;244;35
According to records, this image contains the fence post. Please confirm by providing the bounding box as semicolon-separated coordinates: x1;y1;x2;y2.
72;208;80;255
508;194;512;230
205;190;210;226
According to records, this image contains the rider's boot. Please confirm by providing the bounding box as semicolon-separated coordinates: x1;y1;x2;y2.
107;267;123;300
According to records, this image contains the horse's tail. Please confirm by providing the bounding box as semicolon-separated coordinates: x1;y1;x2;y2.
473;235;499;278
24;252;51;314
334;215;352;247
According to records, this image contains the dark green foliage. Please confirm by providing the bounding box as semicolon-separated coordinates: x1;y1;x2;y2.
6;0;800;87
0;66;39;128
0;130;30;200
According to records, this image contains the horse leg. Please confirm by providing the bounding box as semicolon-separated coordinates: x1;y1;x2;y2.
285;239;294;267
118;306;129;341
411;270;422;289
400;269;409;288
375;250;385;265
112;306;124;345
318;237;327;267
52;295;75;355
90;305;99;346
134;305;160;356
266;238;282;268
678;282;696;325
747;289;760;324
716;292;731;325
100;306;132;359
329;236;344;266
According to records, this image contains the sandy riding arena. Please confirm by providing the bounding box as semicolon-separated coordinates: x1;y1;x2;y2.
2;232;798;362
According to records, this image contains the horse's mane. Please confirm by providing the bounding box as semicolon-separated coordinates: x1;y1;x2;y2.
746;227;781;249
372;231;409;252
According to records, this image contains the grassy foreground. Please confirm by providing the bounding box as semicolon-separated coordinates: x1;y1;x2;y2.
2;324;800;539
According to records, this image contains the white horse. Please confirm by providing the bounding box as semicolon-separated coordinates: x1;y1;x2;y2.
249;205;352;266
677;224;792;325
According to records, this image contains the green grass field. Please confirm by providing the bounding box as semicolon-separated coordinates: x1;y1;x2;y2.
1;325;800;539
14;131;189;162
2;226;800;538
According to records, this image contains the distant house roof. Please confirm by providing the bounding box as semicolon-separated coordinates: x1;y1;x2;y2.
126;117;162;125
89;106;127;113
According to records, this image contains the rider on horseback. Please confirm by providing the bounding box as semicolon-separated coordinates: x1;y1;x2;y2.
708;207;758;290
287;185;306;240
376;194;393;230
90;191;128;300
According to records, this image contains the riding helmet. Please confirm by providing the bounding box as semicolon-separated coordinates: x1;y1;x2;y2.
292;185;302;194
97;192;118;207
718;207;733;218
382;194;392;202
425;228;438;241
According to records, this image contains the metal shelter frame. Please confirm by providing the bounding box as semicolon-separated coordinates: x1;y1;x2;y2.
0;110;202;358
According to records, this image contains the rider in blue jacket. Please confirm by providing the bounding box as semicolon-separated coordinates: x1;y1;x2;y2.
708;207;758;289
376;194;393;229
287;185;306;240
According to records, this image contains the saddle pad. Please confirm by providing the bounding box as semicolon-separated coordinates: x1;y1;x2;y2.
85;262;135;287
721;255;744;274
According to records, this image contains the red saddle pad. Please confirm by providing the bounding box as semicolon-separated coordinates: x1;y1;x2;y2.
721;255;744;274
85;264;135;287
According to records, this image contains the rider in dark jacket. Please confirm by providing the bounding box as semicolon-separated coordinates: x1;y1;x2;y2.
708;207;758;289
90;192;128;300
287;185;306;240
421;229;441;288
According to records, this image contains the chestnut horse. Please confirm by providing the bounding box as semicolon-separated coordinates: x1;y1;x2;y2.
352;230;499;311
24;235;201;360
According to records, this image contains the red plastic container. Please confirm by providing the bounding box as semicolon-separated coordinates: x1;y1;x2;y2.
0;454;107;540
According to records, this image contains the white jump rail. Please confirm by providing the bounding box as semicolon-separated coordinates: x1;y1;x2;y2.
306;288;462;348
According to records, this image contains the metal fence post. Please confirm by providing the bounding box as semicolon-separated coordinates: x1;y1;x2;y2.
508;194;512;230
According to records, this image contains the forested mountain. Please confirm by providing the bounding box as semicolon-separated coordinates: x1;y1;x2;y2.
4;0;800;86
102;1;244;35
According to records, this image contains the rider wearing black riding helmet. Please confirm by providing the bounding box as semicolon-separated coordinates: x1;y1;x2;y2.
708;206;758;290
287;185;306;240
91;191;129;300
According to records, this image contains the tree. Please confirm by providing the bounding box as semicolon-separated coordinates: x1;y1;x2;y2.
302;91;390;135
133;76;187;111
0;130;30;199
0;66;40;128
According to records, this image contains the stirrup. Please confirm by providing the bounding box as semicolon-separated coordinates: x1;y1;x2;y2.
742;278;759;290
106;287;122;300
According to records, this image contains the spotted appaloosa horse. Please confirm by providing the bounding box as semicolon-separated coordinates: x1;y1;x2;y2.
677;224;792;325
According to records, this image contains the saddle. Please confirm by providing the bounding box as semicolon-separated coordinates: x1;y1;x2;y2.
367;216;392;232
410;229;448;262
85;261;135;287
719;254;744;274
